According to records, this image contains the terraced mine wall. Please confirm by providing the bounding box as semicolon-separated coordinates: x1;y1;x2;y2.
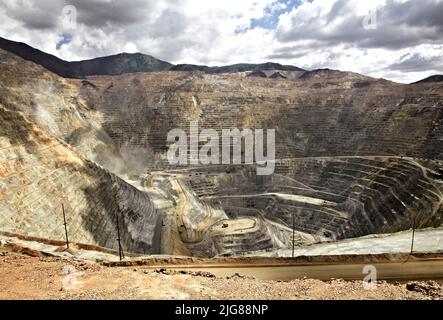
172;157;443;246
1;47;443;257
0;49;127;176
0;106;161;254
79;72;443;169
2;48;443;173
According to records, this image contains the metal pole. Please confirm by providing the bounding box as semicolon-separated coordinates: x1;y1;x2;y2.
116;215;124;261
405;216;417;263
292;213;295;258
61;204;69;249
410;222;416;256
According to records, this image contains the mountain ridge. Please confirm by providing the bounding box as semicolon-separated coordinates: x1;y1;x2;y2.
0;36;440;84
170;62;304;73
414;75;443;84
0;36;305;78
0;37;173;78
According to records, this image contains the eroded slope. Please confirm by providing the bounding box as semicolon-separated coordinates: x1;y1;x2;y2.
0;105;161;254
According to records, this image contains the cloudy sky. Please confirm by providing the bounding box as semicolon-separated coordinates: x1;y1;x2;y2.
0;0;442;83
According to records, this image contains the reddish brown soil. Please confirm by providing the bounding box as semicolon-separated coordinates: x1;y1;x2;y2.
1;247;442;300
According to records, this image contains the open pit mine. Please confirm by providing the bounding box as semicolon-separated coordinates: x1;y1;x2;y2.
0;37;443;259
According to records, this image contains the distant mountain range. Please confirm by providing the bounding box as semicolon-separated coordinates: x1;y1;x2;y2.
0;37;173;78
170;62;304;73
414;75;443;84
0;37;303;78
0;36;441;84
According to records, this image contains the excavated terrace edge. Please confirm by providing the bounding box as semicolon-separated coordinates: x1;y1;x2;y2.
1;230;443;268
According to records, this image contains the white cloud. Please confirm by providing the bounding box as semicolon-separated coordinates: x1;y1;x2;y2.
271;0;443;82
0;0;442;83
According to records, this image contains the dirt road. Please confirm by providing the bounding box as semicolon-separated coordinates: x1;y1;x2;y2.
1;246;443;300
171;259;443;282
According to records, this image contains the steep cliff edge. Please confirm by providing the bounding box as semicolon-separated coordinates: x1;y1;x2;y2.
0;105;161;254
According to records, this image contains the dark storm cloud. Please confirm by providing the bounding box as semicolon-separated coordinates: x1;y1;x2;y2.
0;0;62;30
389;53;443;72
277;0;443;50
0;0;181;31
392;0;443;30
70;0;155;28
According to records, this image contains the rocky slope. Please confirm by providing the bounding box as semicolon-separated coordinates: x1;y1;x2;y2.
0;38;443;257
0;37;173;78
0;105;161;254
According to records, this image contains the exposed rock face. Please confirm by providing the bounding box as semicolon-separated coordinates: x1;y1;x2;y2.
75;68;443;162
247;70;268;78
0;105;161;254
269;72;287;79
181;158;443;242
0;40;443;257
